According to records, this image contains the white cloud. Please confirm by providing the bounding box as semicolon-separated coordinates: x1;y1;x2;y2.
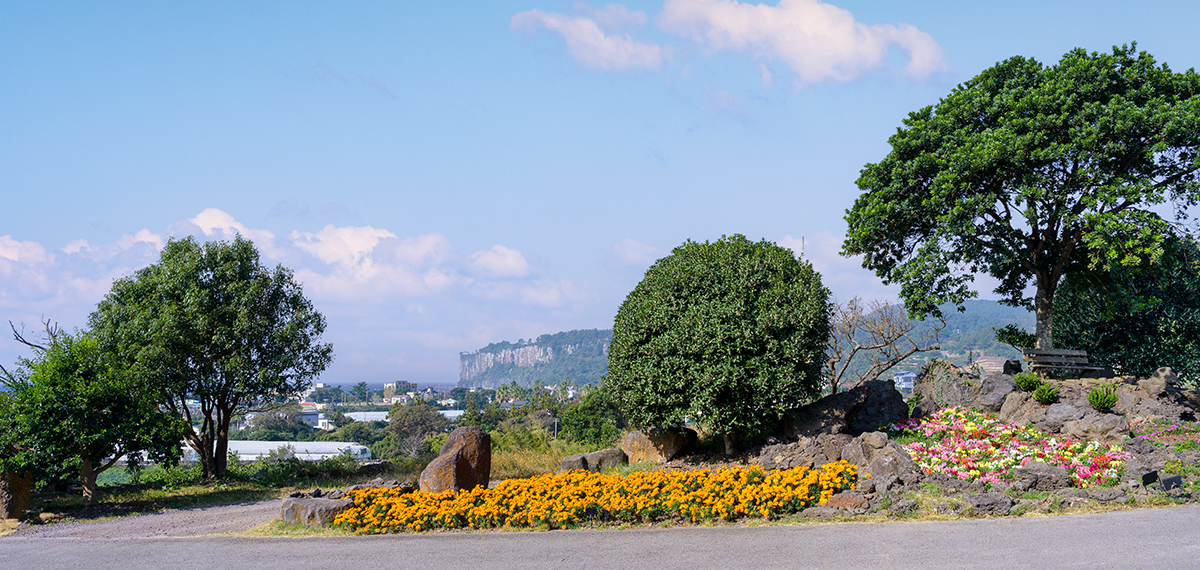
659;0;946;84
116;229;164;251
63;239;90;255
390;234;453;267
0;235;52;265
613;238;662;265
190;208;278;254
521;279;582;308
511;8;663;71
470;245;530;278
291;232;459;301
290;225;397;266
0;211;606;388
575;2;649;31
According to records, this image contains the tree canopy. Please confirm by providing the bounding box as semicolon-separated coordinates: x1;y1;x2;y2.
843;44;1200;349
607;235;830;454
1;330;184;504
89;236;333;479
1055;233;1200;380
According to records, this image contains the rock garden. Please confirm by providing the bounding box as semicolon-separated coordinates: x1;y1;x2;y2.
280;361;1200;533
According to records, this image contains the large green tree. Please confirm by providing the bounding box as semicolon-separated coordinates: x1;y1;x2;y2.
1055;233;1200;380
843;44;1200;349
607;235;830;454
89;236;334;480
1;330;184;504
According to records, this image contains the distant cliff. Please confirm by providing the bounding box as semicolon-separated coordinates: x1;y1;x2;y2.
458;329;612;388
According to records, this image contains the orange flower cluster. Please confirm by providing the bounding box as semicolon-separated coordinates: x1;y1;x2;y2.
334;461;857;533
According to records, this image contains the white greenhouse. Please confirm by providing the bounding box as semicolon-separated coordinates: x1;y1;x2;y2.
182;440;371;462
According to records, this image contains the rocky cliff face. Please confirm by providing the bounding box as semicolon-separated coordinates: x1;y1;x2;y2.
459;345;555;383
458;329;612;387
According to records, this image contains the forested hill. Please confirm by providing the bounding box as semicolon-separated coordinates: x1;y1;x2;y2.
935;299;1035;359
458;329;612;388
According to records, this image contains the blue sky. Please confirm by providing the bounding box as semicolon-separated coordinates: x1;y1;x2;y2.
3;0;1198;386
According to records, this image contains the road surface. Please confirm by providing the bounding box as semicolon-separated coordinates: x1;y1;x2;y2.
3;505;1198;569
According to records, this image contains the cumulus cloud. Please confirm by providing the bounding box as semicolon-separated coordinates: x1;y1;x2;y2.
116;229;164;251
291;225;397;267
190;208;279;255
511;7;663;71
0;210;599;386
575;2;649;31
613;238;662;265
520;279;582;308
470;245;530;279
0;235;52;265
659;0;946;84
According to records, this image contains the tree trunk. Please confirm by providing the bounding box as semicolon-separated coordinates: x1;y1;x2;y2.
215;423;229;479
723;432;737;456
196;434;217;481
79;457;98;506
1035;277;1056;349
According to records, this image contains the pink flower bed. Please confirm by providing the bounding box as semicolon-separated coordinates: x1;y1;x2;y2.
890;408;1130;487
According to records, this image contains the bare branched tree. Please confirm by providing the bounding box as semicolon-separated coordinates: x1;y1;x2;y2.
825;297;945;394
1;317;61;379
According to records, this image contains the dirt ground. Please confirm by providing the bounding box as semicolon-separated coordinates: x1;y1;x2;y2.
5;499;279;538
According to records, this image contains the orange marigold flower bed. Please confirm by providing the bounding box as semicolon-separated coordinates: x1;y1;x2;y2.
334;461;858;533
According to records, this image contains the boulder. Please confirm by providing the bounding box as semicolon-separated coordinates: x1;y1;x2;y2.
1038;403;1086;432
0;471;33;520
966;492;1013;516
817;433;854;462
561;448;628;472
911;361;982;417
1003;360;1023;375
783;379;908;438
1088;488;1125;503
888;499;919;515
419;426;491;493
1138;367;1176;397
561;453;588;472
865;446;920;481
586;448;628;471
348;478;414;492
280;497;354;527
621;428;695;463
1011;461;1072;491
838;431;920;481
1062;413;1131;446
824;490;868;510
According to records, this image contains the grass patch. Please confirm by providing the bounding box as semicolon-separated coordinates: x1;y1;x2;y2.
242;519;357;537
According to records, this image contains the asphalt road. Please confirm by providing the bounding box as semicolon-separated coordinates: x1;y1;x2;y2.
4;505;1199;570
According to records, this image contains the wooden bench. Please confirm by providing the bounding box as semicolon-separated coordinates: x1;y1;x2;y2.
1021;348;1104;375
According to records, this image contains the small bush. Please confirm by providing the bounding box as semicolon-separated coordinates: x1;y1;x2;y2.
1033;382;1059;405
1087;383;1119;412
1014;371;1042;392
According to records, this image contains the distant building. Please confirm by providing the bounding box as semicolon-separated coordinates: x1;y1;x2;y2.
893;371;917;392
384;381;418;399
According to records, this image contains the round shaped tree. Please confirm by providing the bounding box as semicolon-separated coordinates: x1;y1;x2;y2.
607;235;830;454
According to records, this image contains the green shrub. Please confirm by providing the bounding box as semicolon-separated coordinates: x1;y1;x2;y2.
1033;382;1059;405
1087;383;1119;412
1014;371;1043;392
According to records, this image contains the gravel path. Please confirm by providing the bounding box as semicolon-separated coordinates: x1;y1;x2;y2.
8;500;280;538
